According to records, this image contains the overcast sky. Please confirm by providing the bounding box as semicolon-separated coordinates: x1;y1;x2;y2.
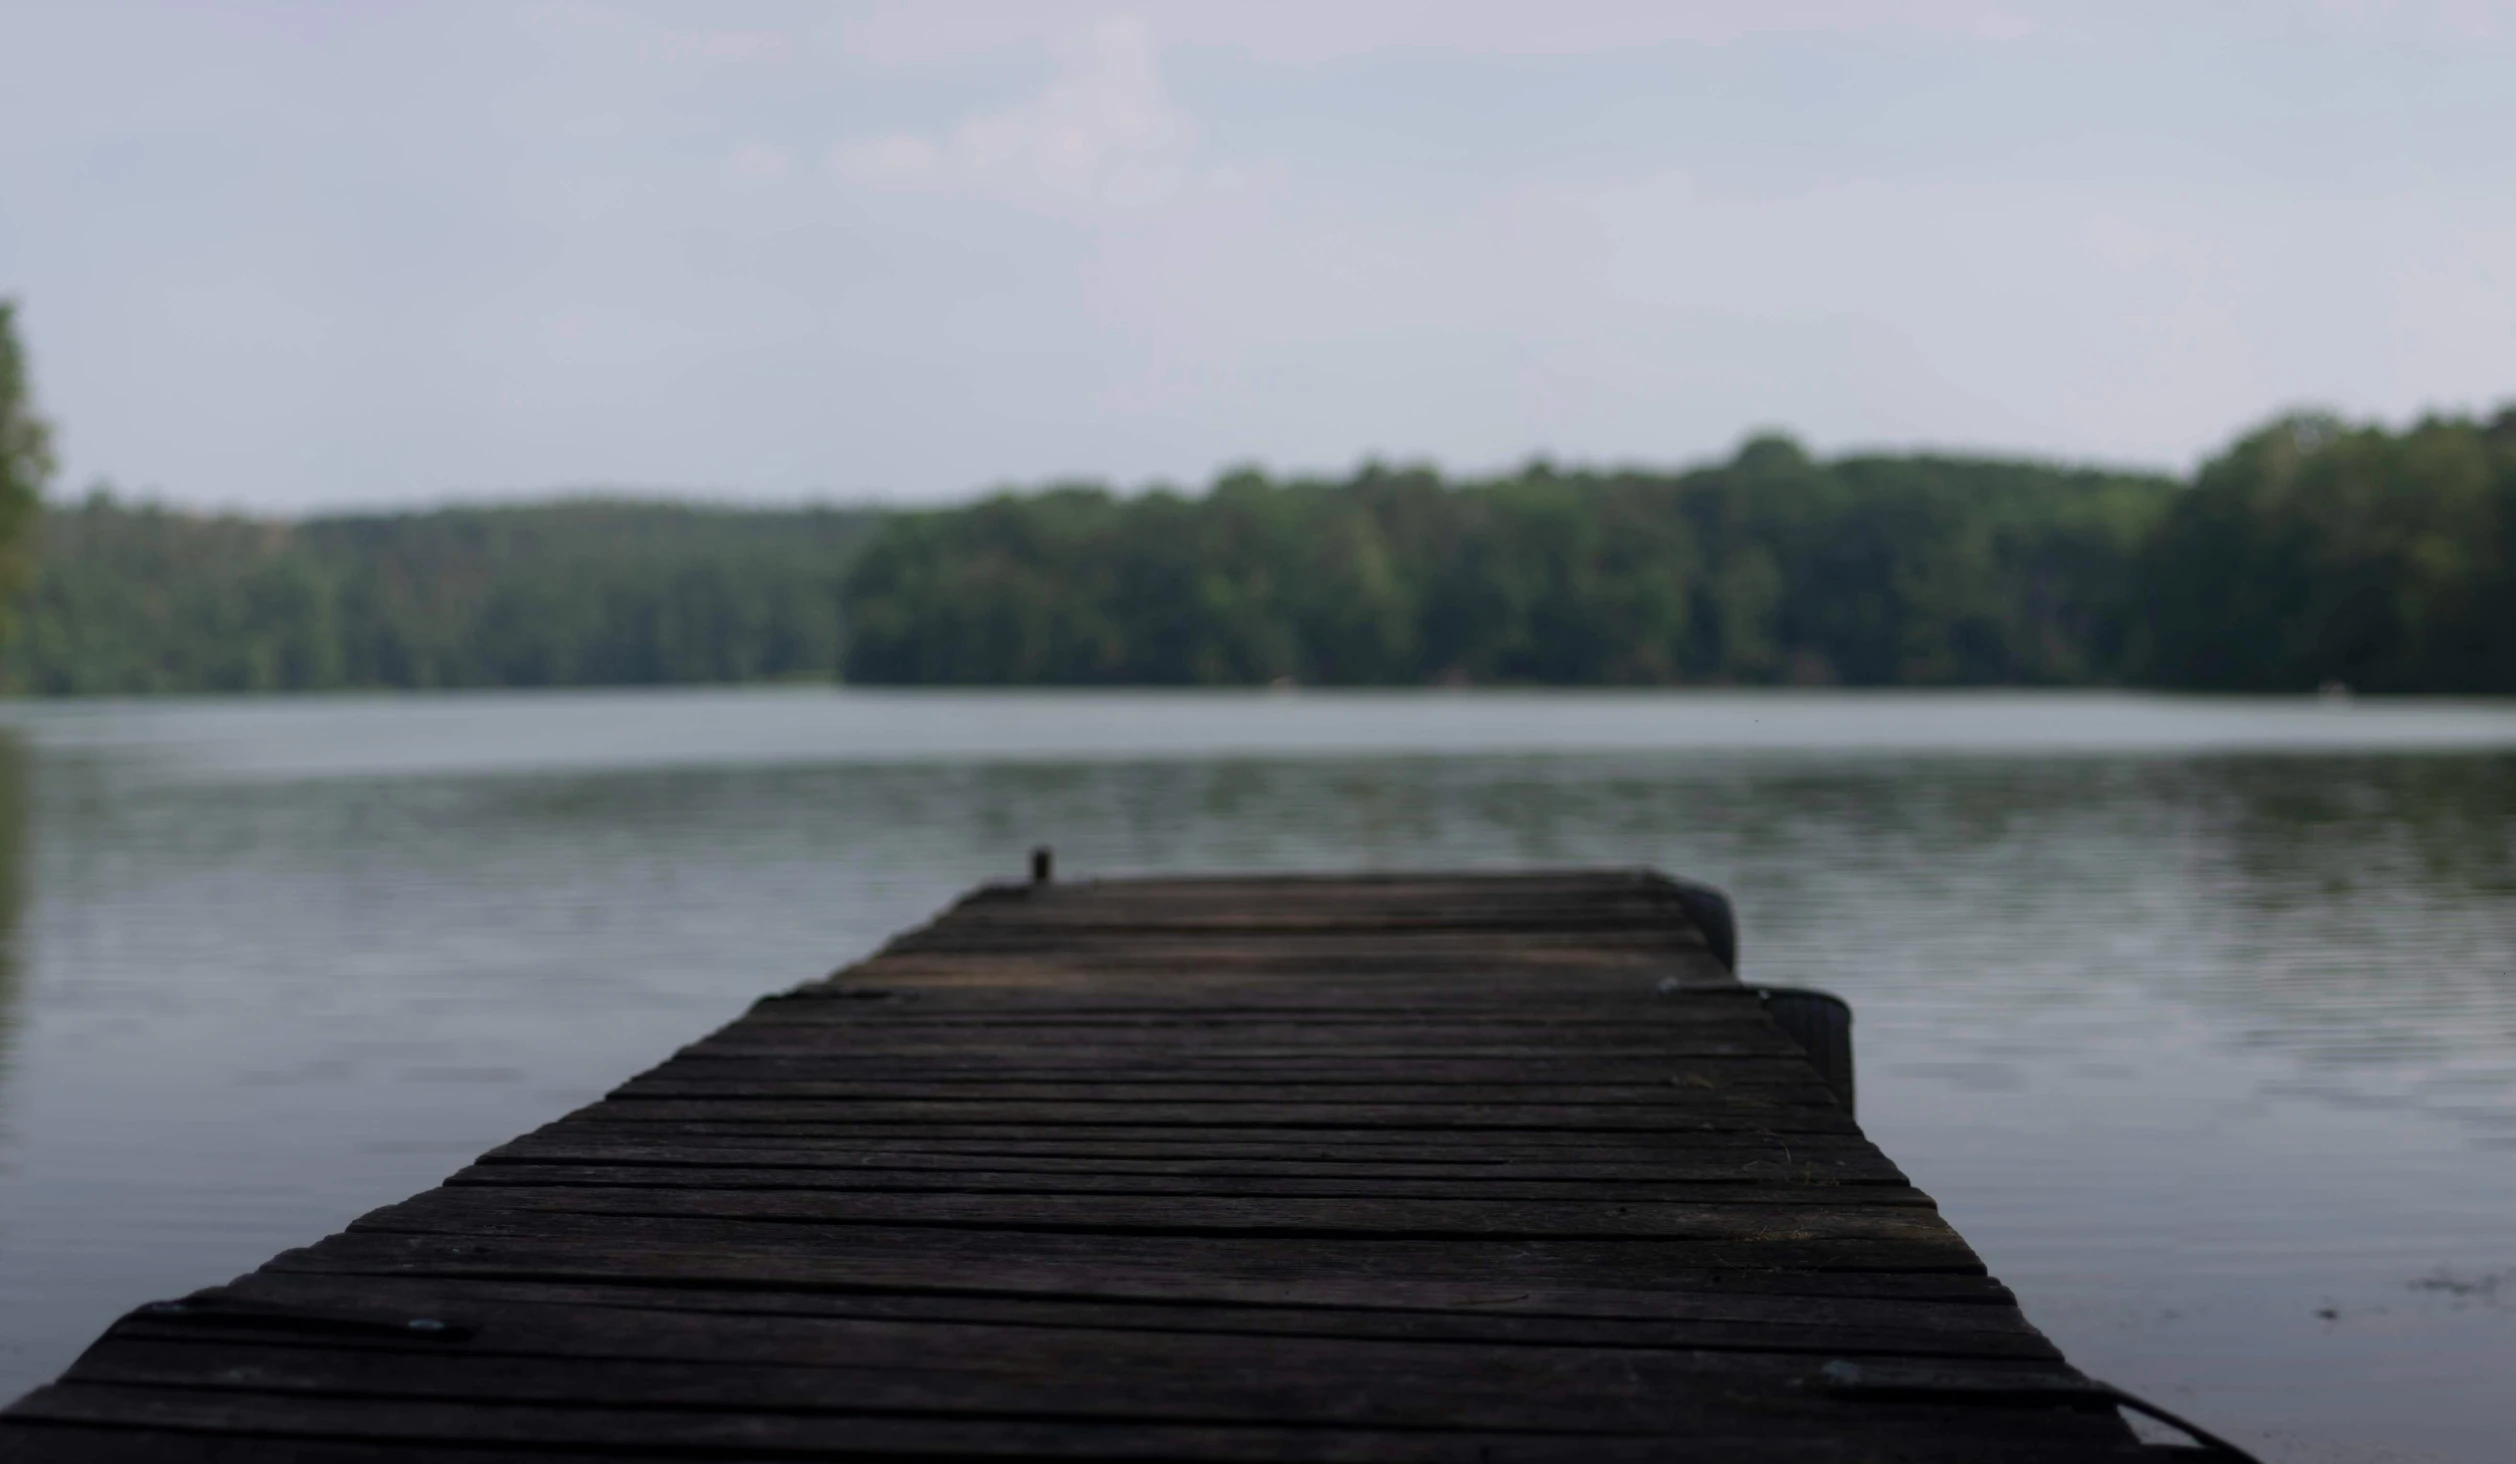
3;0;2512;513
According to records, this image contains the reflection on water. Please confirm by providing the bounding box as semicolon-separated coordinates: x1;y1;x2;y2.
0;692;2510;1464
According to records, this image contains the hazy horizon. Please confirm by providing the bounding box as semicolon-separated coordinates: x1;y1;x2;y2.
6;1;2513;513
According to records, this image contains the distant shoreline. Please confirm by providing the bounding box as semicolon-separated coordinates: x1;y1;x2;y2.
10;406;2514;698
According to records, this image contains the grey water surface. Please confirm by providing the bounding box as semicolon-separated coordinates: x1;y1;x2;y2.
0;688;2511;1463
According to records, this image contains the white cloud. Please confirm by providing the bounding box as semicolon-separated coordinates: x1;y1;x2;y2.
830;15;1207;211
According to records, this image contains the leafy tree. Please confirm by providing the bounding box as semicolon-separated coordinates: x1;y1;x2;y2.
2135;410;2516;691
0;301;52;644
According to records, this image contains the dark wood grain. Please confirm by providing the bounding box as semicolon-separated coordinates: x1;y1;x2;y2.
175;1272;2068;1356
446;1162;1921;1201
0;869;2135;1461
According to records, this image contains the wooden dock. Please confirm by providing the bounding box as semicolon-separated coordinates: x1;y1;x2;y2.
2;870;2158;1461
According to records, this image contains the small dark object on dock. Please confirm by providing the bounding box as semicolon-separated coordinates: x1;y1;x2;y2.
1030;843;1054;885
1;868;2198;1461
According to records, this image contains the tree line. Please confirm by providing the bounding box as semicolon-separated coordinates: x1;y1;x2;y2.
3;302;2511;694
1;494;877;695
843;406;2516;692
841;443;2176;688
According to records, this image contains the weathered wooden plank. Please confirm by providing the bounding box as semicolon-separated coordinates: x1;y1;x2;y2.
275;1221;2012;1303
687;1029;1810;1057
743;997;1760;1016
607;1080;1849;1109
715;1013;1784;1034
837;927;1719;950
705;990;1781;1017
183;1272;2067;1357
476;1136;1909;1184
901;904;1715;927
653;1051;1814;1073
57;1329;2091;1433
920;898;1699;919
0;1384;2133;1464
0;1432;583;1464
356;1186;1967;1250
492;1126;1893;1170
564;1097;1866;1133
448;1164;1914;1203
813;977;1744;1000
690;1027;1799;1051
631;1056;1825;1087
487;1123;1895;1161
838;950;1729;981
300;1214;1994;1295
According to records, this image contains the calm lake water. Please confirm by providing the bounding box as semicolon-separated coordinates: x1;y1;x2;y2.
1;688;2512;1462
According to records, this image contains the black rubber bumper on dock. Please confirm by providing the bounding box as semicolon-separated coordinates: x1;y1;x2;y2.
1;871;2148;1461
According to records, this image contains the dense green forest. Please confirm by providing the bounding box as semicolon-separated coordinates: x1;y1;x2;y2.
841;443;2178;686
2136;410;2516;692
2;495;877;694
842;409;2516;691
1;398;2510;695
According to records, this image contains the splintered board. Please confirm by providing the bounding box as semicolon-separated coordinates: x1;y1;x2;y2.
0;870;2142;1462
